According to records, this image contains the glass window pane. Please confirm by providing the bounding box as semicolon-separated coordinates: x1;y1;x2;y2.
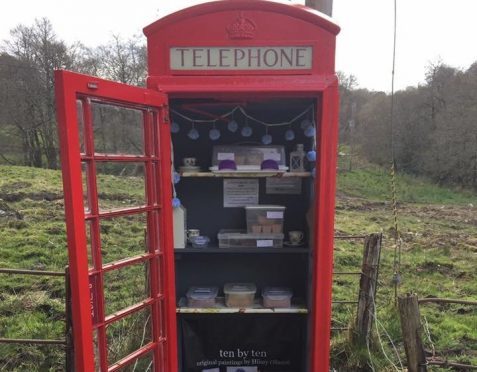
95;162;145;211
77;99;85;153
81;162;90;213
103;261;150;316
91;102;144;155
106;306;152;366
100;213;147;265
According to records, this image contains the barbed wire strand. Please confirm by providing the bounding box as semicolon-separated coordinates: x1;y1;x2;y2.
370;291;403;371
422;315;436;358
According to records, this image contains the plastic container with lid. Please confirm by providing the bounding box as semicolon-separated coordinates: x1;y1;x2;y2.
218;229;284;248
210;145;288;172
224;283;257;308
245;205;286;234
262;287;293;308
186;286;218;308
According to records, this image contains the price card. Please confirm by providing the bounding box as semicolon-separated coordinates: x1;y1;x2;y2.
257;240;273;247
218;152;235;161
267;211;284;219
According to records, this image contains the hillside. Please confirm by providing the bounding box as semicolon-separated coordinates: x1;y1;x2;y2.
0;164;476;371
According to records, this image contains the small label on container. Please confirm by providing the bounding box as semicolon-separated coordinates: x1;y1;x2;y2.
218;152;235;161
262;149;281;161
267;211;284;219
257;240;273;247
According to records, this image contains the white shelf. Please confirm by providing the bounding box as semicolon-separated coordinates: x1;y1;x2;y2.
176;297;308;314
180;171;311;178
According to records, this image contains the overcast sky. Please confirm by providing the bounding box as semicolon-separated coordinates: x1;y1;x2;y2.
1;0;476;92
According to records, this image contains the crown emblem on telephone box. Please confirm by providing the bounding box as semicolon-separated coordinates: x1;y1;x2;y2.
227;12;257;39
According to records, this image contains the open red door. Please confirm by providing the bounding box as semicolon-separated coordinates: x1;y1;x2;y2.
55;70;177;371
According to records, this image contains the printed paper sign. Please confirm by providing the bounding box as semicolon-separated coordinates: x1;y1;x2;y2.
224;179;259;207
257;240;273;247
266;178;302;195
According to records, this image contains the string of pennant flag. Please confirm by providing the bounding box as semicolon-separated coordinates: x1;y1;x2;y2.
170;105;317;144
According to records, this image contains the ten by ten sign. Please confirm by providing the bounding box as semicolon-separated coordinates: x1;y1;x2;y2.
170;46;313;70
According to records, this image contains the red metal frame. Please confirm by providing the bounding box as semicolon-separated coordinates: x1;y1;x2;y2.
55;70;177;372
311;83;340;371
144;2;339;369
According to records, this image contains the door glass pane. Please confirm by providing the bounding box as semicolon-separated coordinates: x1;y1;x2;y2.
77;99;85;153
103;261;150;316
81;162;91;213
91;102;144;155
106;306;152;366
99;213;147;265
95;162;145;211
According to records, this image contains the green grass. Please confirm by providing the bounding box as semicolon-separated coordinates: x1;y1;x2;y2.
332;165;477;371
338;166;477;205
0;165;149;371
1;164;476;371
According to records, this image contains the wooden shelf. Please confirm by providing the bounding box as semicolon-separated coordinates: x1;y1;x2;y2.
180;171;311;178
177;297;308;314
175;247;309;254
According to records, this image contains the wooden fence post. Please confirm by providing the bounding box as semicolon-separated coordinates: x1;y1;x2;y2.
398;293;428;372
354;233;382;343
65;266;74;371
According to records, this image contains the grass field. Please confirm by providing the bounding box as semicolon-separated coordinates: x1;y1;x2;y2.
0;164;476;371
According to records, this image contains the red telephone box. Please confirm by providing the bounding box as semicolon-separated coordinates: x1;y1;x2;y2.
55;1;339;371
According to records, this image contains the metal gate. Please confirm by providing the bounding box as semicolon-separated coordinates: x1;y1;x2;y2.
55;70;177;371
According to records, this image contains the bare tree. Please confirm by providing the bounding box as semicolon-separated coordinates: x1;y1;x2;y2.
94;35;147;86
1;18;75;168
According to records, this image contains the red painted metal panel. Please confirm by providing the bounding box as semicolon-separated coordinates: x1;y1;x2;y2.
310;82;340;372
55;72;96;371
157;107;179;372
143;0;339;77
55;70;176;372
148;74;336;97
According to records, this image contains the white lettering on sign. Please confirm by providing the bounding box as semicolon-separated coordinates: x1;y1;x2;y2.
170;46;312;71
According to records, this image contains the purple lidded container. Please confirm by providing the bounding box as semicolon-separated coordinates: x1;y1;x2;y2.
261;159;279;170
218;159;237;170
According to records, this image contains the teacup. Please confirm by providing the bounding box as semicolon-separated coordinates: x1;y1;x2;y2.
288;230;304;245
187;229;200;243
183;157;197;167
